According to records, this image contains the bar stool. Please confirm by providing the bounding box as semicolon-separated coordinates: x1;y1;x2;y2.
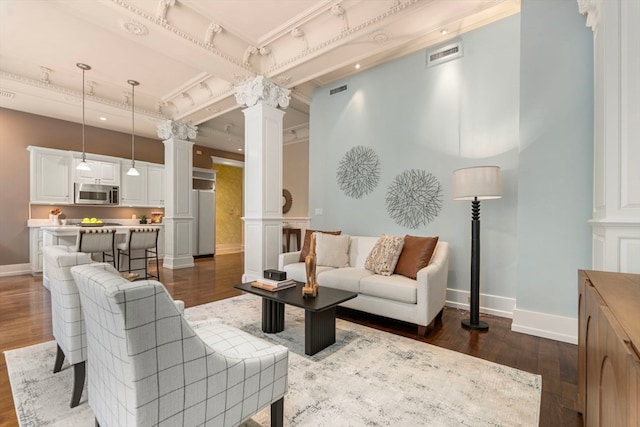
117;227;160;280
75;228;117;267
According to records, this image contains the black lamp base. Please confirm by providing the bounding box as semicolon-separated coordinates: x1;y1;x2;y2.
461;319;489;331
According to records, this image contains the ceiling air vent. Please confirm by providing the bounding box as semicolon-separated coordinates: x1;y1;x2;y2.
0;89;16;99
330;84;347;95
427;41;463;68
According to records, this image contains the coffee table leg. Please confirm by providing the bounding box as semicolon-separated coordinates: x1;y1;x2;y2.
263;298;285;333
305;307;336;356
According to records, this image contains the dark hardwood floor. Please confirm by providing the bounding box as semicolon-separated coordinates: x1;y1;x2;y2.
0;253;582;426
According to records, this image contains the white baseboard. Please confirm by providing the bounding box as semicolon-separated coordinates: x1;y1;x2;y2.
162;256;195;270
0;263;33;277
511;308;578;344
445;288;515;319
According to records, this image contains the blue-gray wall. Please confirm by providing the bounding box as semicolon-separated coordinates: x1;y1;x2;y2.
308;1;593;339
517;0;593;318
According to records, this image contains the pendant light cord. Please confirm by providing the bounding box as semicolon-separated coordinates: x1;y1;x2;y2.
127;80;140;176
76;63;91;164
82;68;85;161
131;82;135;168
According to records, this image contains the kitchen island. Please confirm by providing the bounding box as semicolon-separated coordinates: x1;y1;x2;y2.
38;224;164;288
28;220;164;277
40;224;161;247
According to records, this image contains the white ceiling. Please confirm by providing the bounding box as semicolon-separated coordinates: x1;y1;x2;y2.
0;0;519;153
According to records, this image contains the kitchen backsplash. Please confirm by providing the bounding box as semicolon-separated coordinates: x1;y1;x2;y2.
30;205;164;221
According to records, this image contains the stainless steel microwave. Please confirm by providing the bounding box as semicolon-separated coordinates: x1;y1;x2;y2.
74;183;119;205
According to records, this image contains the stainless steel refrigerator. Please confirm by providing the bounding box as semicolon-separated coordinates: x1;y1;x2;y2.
191;189;215;257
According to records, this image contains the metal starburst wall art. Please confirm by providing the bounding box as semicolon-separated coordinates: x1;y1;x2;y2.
336;146;380;199
385;169;443;229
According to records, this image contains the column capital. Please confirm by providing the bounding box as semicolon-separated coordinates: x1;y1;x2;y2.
234;75;291;109
156;119;198;141
577;0;600;31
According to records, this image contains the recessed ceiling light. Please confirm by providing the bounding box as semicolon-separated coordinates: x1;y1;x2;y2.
99;116;107;121
237;148;243;152
440;29;448;35
355;63;361;69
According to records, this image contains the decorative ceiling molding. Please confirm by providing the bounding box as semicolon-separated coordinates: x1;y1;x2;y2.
156;0;175;24
39;67;52;84
119;18;149;36
204;22;222;46
0;71;167;119
263;0;421;75
109;0;253;72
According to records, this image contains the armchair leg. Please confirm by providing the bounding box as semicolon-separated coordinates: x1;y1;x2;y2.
53;344;65;373
270;397;284;427
70;361;86;408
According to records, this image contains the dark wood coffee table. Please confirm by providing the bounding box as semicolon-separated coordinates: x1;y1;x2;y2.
234;281;357;356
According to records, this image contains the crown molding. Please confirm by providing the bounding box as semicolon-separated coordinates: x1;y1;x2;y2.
0;71;167;119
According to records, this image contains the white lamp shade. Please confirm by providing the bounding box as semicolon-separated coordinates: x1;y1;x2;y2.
452;166;502;200
127;166;140;176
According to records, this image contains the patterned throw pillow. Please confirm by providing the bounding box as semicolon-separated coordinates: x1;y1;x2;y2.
364;235;405;276
315;233;351;268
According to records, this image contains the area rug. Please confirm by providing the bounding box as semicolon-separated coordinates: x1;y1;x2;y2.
5;294;541;426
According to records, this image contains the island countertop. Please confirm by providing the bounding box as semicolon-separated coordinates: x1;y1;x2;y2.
40;224;162;235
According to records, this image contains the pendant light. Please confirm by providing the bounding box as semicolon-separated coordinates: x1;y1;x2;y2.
76;63;91;171
126;79;140;176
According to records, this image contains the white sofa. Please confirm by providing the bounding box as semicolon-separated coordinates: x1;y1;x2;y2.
279;235;449;335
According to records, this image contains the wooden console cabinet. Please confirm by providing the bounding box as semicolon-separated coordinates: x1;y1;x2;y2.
578;270;640;426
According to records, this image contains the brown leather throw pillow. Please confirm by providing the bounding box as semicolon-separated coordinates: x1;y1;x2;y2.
394;235;439;279
298;229;342;262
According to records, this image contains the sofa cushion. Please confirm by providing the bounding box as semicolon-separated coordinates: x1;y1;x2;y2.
299;229;341;262
282;262;335;283
316;233;351;268
317;268;372;293
364;234;405;276
348;236;381;269
359;274;418;304
394;235;439;280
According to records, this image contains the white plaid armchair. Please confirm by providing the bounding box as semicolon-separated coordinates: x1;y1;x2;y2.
71;263;289;427
43;245;93;408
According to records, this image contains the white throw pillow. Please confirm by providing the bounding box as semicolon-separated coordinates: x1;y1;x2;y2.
364;234;405;276
315;233;351;268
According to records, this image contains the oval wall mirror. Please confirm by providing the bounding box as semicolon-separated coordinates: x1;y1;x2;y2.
282;189;292;213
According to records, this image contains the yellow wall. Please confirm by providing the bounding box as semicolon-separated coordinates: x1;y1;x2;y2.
215;164;243;247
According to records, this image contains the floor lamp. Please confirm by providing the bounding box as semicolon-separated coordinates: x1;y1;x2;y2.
452;166;502;331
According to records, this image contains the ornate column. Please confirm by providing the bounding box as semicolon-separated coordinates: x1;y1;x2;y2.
235;76;290;282
157;120;197;270
579;0;640;273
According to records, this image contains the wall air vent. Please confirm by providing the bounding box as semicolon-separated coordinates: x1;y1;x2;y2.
0;89;16;99
427;41;463;68
330;84;347;95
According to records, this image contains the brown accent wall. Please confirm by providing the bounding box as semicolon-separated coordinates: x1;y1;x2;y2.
0;108;243;267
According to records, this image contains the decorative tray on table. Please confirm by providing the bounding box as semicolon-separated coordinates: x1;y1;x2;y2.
79;223;105;227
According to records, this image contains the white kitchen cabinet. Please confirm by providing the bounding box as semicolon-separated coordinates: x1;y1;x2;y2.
28;146;73;204
147;164;165;207
74;158;120;186
119;162;164;207
120;163;147;206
